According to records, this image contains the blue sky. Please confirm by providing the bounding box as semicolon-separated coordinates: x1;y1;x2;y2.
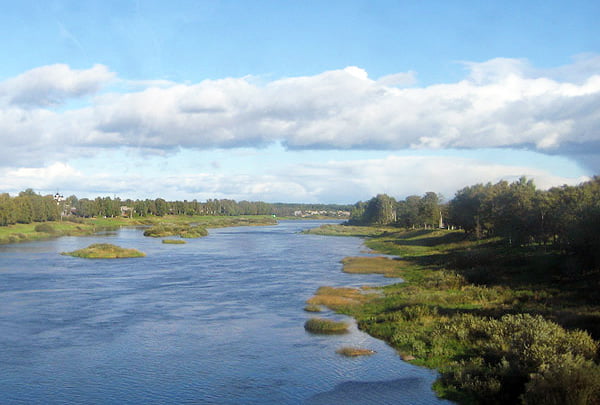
0;0;598;203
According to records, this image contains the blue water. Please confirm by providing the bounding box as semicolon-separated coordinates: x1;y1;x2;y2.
0;220;451;404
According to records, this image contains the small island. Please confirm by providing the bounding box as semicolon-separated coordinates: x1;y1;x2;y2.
336;347;376;357
61;243;146;259
304;318;349;334
143;224;208;238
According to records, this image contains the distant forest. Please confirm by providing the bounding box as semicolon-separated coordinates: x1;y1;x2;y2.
350;176;600;273
2;176;599;271
0;189;351;225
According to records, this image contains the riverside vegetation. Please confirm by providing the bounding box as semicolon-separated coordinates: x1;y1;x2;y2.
304;226;600;404
61;243;145;259
0;214;278;245
302;176;600;404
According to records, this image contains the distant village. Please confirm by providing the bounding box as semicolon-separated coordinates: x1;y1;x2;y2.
292;210;350;218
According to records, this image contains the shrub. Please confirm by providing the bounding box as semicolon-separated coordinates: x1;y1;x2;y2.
34;223;55;233
522;353;600;405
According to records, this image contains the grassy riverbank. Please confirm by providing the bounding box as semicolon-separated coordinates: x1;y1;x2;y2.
305;225;600;404
0;215;278;245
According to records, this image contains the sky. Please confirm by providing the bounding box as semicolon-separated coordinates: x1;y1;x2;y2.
0;0;599;204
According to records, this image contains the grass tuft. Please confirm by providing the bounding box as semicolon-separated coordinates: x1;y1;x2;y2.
336;346;376;357
162;239;186;244
304;318;349;334
61;243;145;259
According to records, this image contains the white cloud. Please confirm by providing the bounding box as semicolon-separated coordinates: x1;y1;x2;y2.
0;64;114;107
0;57;599;173
0;155;588;204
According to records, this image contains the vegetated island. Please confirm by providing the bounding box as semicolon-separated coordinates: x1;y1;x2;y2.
303;177;600;405
336;347;376;357
304;317;350;334
143;224;208;238
61;243;145;259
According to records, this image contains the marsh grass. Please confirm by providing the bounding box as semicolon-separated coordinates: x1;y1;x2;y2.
304;304;322;312
302;224;390;237
61;243;145;259
143;224;208;238
306;286;376;311
0;215;276;245
311;227;600;404
162;239;186;244
341;256;403;277
336;347;376;357
304;318;349;334
0;221;95;244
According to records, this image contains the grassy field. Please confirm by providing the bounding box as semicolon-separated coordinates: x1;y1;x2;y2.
308;224;600;404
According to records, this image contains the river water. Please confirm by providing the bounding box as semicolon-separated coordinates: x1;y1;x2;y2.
0;220;451;404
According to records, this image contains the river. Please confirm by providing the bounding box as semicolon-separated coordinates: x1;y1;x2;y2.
0;220;451;404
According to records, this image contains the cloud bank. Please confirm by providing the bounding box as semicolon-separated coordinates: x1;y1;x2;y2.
0;57;597;202
1;56;599;171
0;156;588;203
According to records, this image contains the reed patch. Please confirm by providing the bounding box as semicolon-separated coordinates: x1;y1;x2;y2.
61;243;145;259
304;318;349;334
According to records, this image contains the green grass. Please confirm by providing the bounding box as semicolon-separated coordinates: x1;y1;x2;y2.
0;215;278;245
309;226;600;404
162;239;186;244
0;221;95;244
304;318;350;334
341;256;404;277
143;224;208;238
304;304;323;312
336;346;376;357
61;243;145;259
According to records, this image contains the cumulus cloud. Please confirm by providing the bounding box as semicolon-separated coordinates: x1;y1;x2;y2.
0;57;599;172
0;63;114;107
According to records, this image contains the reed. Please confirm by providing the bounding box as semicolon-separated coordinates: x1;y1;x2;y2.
304;318;349;334
336;347;376;357
61;243;145;259
162;239;186;244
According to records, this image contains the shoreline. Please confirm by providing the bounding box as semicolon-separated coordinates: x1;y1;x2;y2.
305;224;600;404
0;215;280;245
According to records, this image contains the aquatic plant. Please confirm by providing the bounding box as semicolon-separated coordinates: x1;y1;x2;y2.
162;239;186;244
336;347;376;357
61;243;145;259
304;318;349;334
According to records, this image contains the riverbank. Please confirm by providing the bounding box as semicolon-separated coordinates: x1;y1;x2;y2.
0;215;278;245
305;225;600;404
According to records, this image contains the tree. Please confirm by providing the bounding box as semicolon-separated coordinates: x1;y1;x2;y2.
418;192;441;228
396;195;420;228
362;194;397;225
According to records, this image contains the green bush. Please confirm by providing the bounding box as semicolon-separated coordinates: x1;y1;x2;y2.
34;223;55;233
522;353;600;405
439;313;599;404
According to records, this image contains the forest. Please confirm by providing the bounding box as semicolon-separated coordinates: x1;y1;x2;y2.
350;176;600;273
0;190;351;225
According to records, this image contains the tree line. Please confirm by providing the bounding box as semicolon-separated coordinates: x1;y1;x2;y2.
0;190;352;225
350;176;600;272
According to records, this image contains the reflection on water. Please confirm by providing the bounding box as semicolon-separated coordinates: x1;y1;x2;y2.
0;221;452;404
